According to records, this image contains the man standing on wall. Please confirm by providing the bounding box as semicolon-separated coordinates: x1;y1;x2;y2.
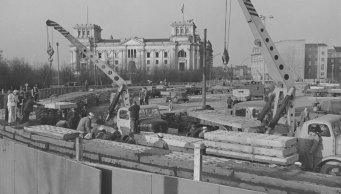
7;90;18;125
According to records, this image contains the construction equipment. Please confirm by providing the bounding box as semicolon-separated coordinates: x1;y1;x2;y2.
46;20;130;119
46;20;169;136
186;0;341;174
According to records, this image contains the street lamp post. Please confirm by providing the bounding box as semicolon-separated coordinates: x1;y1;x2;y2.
259;15;274;84
56;42;60;87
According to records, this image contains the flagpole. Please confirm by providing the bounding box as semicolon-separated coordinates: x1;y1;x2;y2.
181;4;185;22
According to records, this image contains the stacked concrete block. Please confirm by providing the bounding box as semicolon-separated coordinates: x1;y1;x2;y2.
204;130;298;165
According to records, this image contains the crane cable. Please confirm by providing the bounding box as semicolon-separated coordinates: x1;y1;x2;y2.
222;0;232;65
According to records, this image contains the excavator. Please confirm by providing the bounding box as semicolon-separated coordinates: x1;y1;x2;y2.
45;20;169;137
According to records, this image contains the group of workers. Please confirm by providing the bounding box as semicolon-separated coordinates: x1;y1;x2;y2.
3;84;40;125
226;96;240;109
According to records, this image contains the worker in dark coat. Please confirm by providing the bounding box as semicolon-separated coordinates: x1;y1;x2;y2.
31;84;39;101
128;101;140;134
77;112;95;138
300;125;321;171
22;95;37;123
67;108;80;130
3;90;10;122
226;97;233;109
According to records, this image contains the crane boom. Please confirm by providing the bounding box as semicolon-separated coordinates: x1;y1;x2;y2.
237;0;294;89
46;19;131;116
237;0;296;134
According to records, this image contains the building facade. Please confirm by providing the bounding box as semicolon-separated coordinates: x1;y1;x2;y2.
304;43;328;80
250;39;305;82
327;47;341;82
70;20;212;77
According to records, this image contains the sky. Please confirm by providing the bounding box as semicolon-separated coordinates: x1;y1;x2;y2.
0;0;341;69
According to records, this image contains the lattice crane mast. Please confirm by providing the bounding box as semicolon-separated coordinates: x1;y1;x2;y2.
46;20;131;119
237;0;296;134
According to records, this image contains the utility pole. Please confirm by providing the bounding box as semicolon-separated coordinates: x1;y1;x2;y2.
332;64;334;83
56;42;60;87
202;29;207;109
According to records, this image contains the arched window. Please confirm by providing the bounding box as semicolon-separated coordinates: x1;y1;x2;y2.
180;28;184;34
176;28;179;35
178;50;186;58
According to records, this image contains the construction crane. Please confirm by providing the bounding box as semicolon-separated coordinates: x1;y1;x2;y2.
237;0;296;134
46;20;130;119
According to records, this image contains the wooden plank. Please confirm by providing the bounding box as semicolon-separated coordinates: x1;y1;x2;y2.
16;129;32;139
0;129;14;139
49;145;75;157
206;148;299;165
203;140;297;158
24;125;80;140
100;157;176;176
134;132;201;150
204;130;297;148
31;134;75;149
4;126;17;134
14;134;48;150
40;101;77;109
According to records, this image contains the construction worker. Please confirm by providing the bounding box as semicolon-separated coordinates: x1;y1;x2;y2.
3;90;10;122
144;87;149;105
22;95;37;123
299;108;310;126
128;101;140;134
226;96;233;109
139;88;146;105
186;123;200;138
198;126;208;139
153;133;169;150
7;90;19;125
300;125;321;171
67;108;80;130
31;84;39;101
168;99;173;111
77;112;95;139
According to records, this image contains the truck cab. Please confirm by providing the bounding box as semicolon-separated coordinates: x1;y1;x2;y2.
116;105;169;137
295;114;341;175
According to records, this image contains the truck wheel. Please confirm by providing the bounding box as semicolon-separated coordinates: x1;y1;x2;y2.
320;162;341;176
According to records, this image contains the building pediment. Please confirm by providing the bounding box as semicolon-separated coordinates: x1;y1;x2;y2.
122;38;145;46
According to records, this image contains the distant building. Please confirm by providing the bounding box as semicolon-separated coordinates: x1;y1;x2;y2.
304;43;328;81
70;20;213;77
233;65;252;80
327;47;341;82
250;39;305;82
